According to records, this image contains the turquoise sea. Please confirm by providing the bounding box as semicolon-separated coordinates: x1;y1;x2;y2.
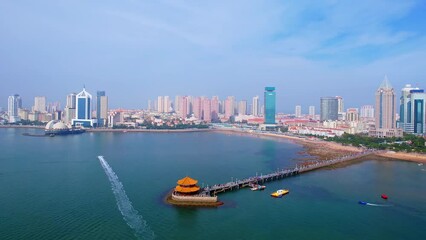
0;128;425;239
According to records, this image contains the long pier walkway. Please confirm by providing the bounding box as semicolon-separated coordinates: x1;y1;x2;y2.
203;150;380;196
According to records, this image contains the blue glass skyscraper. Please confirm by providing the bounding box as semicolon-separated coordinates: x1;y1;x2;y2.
72;87;94;127
264;87;276;124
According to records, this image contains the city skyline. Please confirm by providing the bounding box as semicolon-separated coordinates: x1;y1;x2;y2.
1;1;426;111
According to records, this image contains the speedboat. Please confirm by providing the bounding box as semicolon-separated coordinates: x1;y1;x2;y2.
271;189;289;198
381;194;388;200
251;185;266;191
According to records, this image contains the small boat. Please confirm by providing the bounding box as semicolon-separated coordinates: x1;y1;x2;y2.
358;201;367;205
381;194;388;200
418;163;423;166
271;189;289;198
251;185;266;191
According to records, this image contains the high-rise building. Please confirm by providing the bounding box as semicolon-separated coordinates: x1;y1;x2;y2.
179;96;189;119
192;97;202;119
295;105;302;118
224;96;235;119
96;91;108;127
320;97;338;121
174;95;181;113
309;106;315;117
164;96;170;113
8;94;22;123
64;93;76;124
157;96;164;113
203;98;211;122
404;89;426;134
264;87;276;124
336;96;344;113
238;100;247;115
211;96;219;121
360;105;374;119
399;84;419;132
346;108;359;122
252;96;259;116
33;96;46;113
147;99;152;111
369;76;402;137
72;87;94;127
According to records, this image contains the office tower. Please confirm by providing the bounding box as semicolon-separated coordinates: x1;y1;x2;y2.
147;100;152;111
238;100;247;115
157;96;164;113
405;89;426;134
309;106;315;117
400;84;419;131
33;96;46;113
203;98;211;122
7;94;22;123
346;108;359;122
96;91;108;127
211;96;219;121
252;96;259;116
375;76;396;129
72;87;94;127
192;97;202;119
295;105;302;118
264;87;276;124
224;96;235;119
360;105;374;119
320;97;338;121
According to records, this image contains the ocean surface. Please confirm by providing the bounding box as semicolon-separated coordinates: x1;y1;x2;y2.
0;128;425;240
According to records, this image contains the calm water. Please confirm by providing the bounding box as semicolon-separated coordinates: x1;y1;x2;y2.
0;128;425;240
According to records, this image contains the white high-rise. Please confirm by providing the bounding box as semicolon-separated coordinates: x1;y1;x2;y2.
309;106;315;117
8;94;22;123
72;87;94;127
157;96;164;113
34;96;46;113
252;96;259;116
295;105;302;117
163;96;170;113
238;100;247;115
360;105;374;119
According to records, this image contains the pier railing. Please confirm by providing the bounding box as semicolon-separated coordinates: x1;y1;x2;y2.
203;150;379;196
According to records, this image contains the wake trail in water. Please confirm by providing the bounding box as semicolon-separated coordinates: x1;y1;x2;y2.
366;203;393;207
98;156;155;240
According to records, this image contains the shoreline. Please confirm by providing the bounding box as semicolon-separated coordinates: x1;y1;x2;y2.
212;128;426;164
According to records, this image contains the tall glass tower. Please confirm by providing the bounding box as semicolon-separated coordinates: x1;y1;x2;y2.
72;87;93;127
320;97;338;121
264;87;276;124
96;91;106;127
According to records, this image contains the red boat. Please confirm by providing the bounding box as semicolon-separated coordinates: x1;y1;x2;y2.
381;194;388;200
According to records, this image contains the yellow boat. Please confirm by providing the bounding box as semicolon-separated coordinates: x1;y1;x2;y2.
271;189;289;198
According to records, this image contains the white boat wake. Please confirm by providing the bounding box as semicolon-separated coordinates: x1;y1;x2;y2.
366;203;393;207
98;156;155;240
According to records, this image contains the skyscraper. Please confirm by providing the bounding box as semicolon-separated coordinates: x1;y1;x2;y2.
405;89;426;134
369;76;402;137
33;96;46;113
295;105;302;118
309;106;315;117
157;96;164;113
179;96;189;118
96;91;108;127
264;87;276;124
224;96;235;119
211;96;219;121
252;96;259;116
8;94;22;123
192;97;202;119
203;98;211;122
320;97;338;121
72;87;94;127
336;96;344;113
238;100;247;115
164;96;170;113
64;93;76;124
399;84;419;132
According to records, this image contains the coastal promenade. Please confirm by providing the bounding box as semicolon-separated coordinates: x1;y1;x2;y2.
203;150;379;196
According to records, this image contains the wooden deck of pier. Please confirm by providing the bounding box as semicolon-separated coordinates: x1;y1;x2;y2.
202;150;379;196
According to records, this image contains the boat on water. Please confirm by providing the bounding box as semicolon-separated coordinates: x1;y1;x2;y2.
271;189;289;198
250;185;266;191
418;163;423;166
381;194;388;200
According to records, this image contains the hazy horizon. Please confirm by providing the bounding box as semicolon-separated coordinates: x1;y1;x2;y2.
1;1;426;112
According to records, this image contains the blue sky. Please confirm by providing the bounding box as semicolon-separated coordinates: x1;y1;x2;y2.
1;0;426;112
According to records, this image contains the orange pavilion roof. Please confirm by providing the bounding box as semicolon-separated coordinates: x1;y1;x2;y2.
175;185;200;193
177;176;198;186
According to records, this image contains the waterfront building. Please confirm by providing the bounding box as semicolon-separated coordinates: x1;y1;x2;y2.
309;106;315;117
399;84;420;132
72;87;94;127
203;98;211;122
164;96;170;113
369;76;402;137
238;100;247;115
252;96;259;116
33;96;46;113
192;97;202;119
18;108;29;121
174;96;181;113
403;89;426;134
64;93;77;124
264;87;276;124
96;91;108;127
211;96;219;121
179;96;189;119
7;94;22;123
224;96;235;120
157;96;164;113
295;105;302;118
320;97;338;121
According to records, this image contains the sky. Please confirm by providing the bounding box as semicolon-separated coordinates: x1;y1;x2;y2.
1;0;426;113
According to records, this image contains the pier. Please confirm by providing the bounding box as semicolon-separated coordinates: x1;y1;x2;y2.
203;150;379;196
